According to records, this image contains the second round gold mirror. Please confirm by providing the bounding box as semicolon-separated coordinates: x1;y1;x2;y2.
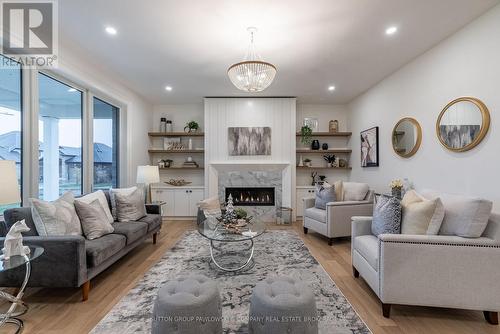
392;117;422;158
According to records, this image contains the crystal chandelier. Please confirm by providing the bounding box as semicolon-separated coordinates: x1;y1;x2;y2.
227;27;277;92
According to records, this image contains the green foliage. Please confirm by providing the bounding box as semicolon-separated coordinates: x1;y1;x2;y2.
235;208;248;219
185;121;199;131
300;125;313;145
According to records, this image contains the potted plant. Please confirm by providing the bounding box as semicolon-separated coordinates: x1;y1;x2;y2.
300;125;313;146
184;121;199;133
323;154;336;168
163;159;173;168
304;158;312;167
389;179;403;199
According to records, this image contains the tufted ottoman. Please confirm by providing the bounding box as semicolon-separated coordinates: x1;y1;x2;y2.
249;276;318;334
151;274;222;334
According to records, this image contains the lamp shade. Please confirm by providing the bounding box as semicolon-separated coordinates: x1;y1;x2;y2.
0;160;21;205
136;165;160;184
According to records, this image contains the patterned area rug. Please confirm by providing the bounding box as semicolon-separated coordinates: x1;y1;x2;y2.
91;230;371;334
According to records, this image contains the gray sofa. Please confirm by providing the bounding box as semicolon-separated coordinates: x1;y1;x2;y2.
0;191;162;301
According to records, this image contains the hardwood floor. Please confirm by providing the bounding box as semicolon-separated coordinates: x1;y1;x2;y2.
4;220;499;334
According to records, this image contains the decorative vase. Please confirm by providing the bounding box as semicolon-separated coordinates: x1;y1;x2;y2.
298;155;304;167
311;140;320;150
327;163;332;168
392;187;402;199
329;120;339;133
322;143;328;150
188;138;193;150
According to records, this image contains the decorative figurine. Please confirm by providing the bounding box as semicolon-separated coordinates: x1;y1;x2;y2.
1;220;30;261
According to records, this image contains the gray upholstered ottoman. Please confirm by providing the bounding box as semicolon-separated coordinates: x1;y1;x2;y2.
249;276;318;334
152;274;222;334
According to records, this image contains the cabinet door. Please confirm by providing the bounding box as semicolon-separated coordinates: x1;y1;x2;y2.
174;189;190;216
296;189;315;217
163;189;175;217
189;189;204;216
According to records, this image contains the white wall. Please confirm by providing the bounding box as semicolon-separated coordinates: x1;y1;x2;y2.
349;5;500;210
52;42;153;187
152;104;204;132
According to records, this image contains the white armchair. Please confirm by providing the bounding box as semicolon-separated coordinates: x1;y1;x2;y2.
351;213;500;324
303;190;374;245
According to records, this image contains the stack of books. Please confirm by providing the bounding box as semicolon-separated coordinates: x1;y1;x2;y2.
182;161;199;168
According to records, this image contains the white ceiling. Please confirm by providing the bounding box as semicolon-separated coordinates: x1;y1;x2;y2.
59;0;499;104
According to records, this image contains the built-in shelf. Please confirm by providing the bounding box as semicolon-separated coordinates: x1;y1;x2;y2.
149;132;204;137
296;132;352;137
296;149;352;154
148;149;204;153
159;167;204;170
296;166;352;170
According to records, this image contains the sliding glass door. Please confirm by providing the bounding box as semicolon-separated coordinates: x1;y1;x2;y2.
0;55;22;213
38;73;83;200
93;97;119;189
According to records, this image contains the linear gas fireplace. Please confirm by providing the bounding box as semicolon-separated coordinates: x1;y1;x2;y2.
225;187;275;206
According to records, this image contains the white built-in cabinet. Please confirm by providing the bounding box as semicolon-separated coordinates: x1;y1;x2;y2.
152;187;204;217
296;187;316;217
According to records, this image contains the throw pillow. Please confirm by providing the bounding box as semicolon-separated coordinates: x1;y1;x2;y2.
114;187;147;222
314;183;336;210
76;190;113;224
420;189;492;238
198;196;221;211
343;182;369;201
110;186;138;220
74;199;114;240
333;180;344;201
371;195;402;237
30;192;82;236
401;190;444;235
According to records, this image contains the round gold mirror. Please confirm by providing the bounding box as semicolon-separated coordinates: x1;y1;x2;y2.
392;117;422;158
436;97;490;152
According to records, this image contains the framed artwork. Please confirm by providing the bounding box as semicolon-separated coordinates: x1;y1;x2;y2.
361;126;379;167
228;127;271;156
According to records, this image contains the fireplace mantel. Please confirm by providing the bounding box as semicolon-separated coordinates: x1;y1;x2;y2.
209;162;290;172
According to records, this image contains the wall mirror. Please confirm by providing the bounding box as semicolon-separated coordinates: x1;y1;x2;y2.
392;117;422;158
436;97;490;152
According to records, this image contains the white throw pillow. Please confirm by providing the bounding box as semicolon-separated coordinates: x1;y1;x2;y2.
198;196;221;211
420;189;492;238
74;199;114;240
114;187;147;222
401;190;444;235
30;192;82;236
110;186;138;221
76;190;113;224
343;182;369;201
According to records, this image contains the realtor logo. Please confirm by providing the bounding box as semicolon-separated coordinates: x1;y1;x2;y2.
1;0;58;68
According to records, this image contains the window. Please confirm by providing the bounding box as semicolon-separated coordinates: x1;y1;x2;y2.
38;73;83;200
0;55;22;214
93;97;119;189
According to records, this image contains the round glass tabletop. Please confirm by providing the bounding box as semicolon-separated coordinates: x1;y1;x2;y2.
0;246;44;273
198;218;266;242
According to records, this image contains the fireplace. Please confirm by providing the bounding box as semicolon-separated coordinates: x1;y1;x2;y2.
225;187;275;206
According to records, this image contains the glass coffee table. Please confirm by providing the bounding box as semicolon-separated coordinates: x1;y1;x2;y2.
0;246;44;333
198;218;266;272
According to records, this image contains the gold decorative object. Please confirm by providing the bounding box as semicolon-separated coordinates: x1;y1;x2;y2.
329;120;339;133
165;179;192;187
436;97;490;152
392;117;422;158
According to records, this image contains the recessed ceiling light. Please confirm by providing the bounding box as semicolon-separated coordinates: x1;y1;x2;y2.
328;86;336;91
165;86;173;91
385;26;398;35
105;26;117;35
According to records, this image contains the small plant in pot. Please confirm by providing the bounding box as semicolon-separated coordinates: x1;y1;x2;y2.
323;154;336;168
300;125;313;146
304;158;312;167
184;121;199;133
163;159;173;168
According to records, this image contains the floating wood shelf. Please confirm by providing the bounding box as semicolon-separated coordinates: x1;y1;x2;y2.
296;132;352;137
296;149;352;154
159;167;204;170
296;166;352;170
149;132;205;137
148;149;204;153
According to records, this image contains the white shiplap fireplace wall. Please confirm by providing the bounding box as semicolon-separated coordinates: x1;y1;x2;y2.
204;98;296;209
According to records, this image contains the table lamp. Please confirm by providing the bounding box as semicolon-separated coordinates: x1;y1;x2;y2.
136;165;160;203
0;160;21;209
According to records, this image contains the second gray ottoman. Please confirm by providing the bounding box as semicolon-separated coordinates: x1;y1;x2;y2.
152;274;222;334
249;276;318;334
